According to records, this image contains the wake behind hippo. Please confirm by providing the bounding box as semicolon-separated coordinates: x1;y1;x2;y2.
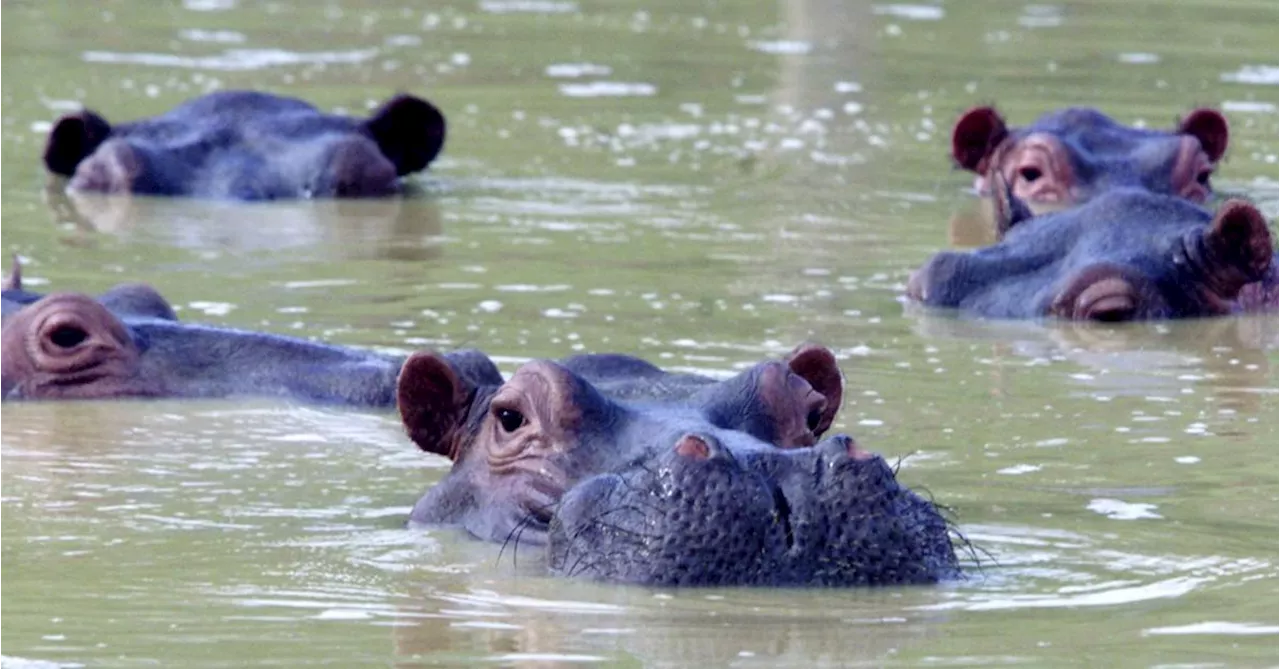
42;90;447;201
951;104;1229;235
909;184;1279;321
396;346;960;587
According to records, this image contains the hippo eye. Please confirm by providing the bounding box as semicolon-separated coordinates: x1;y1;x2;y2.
806;408;822;432
1017;166;1042;183
1196;169;1212;186
495;407;526;433
48;324;89;349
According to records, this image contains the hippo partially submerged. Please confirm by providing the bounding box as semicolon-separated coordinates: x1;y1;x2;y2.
909;184;1278;321
396;346;961;587
951;105;1229;235
42;90;447;200
0;283;496;404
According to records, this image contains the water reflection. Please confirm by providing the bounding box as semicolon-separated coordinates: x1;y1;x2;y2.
43;184;446;262
906;308;1277;407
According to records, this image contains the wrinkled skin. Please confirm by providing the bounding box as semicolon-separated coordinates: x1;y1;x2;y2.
908;188;1279;320
1;289;499;405
397;345;959;587
952;105;1229;235
43;90;446;201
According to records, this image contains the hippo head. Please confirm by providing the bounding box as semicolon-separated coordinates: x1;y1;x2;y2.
397;347;960;587
952;105;1229;232
909;187;1278;321
2;289;479;405
42;91;447;200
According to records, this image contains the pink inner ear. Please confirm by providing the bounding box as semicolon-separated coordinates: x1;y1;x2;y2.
785;344;843;434
952;106;1009;173
396;352;465;458
1210;200;1273;276
1180;108;1229;163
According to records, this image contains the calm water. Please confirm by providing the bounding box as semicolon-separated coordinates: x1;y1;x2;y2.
2;0;1278;667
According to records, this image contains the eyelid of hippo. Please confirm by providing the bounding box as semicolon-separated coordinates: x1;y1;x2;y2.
1;292;147;400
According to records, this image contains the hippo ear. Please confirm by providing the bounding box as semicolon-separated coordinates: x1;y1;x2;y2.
991;170;1034;236
397;351;472;459
3;255;21;291
364;94;447;176
1203;200;1274;292
44;110;112;177
952;106;1009;173
1179;108;1229;163
785;343;844;436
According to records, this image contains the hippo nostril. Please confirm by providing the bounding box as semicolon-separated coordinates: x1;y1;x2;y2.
674;434;711;460
48;324;89;349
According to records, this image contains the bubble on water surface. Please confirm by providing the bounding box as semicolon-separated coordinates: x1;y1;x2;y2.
479;0;578;12
1118;52;1160;64
747;40;812;55
1220;65;1280;85
0;657;85;669
1142;621;1280;636
545;63;612;78
998;464;1042;475
82;48;379;71
872;4;944;20
558;82;656;97
1087;498;1162;520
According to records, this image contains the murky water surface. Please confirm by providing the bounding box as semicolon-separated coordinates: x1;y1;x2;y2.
2;0;1278;666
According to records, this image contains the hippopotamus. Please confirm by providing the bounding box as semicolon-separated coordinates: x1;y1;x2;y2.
951;105;1229;235
42;90;447;200
908;182;1279;321
2;259;178;323
0;283;500;404
396;345;960;587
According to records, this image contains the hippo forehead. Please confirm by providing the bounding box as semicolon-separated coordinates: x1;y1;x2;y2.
1018;108;1186;172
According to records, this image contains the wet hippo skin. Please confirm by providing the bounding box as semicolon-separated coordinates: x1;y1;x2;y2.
951;104;1229;235
909;184;1279;321
42;90;447;200
396;345;960;587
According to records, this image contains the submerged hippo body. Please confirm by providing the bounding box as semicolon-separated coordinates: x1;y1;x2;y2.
43;90;447;201
397;346;959;587
1;290;500;405
952;105;1229;234
909;187;1279;321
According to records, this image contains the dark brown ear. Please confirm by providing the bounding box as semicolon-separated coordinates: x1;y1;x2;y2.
1179;108;1229;163
3;255;21;291
952;106;1009;173
44;110;112;176
397;351;471;459
785;343;843;436
1205;200;1274;286
364;94;447;176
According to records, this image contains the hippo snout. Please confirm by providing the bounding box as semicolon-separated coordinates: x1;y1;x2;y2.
548;433;959;587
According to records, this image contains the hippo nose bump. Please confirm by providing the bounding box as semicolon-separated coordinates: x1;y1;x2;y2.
820;433;876;461
673;433;724;461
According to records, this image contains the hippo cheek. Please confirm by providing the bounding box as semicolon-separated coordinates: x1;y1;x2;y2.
320;137;400;198
68;140;143;195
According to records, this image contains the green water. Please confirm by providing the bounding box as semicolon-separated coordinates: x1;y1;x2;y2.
2;0;1277;666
